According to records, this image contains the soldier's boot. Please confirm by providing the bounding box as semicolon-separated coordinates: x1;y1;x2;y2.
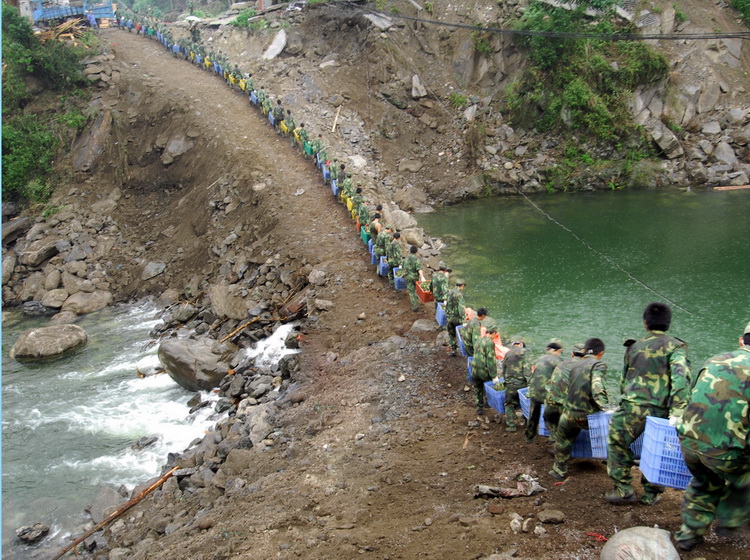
604;487;637;505
548;466;565;481
640;492;663;506
675;536;704;551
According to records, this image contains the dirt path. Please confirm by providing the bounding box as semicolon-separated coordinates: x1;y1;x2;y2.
92;30;748;560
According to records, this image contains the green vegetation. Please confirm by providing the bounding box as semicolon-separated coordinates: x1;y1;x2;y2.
673;4;687;23
232;8;257;27
731;0;750;26
507;0;668;146
2;4;91;206
472;30;493;54
448;92;469;109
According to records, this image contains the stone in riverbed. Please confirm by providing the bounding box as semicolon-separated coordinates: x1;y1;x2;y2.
10;323;87;361
15;523;49;545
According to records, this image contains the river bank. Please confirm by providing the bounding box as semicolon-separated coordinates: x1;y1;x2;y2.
3;26;749;560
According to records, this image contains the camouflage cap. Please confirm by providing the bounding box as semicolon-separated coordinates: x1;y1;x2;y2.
547;338;563;347
744;322;750;335
572;343;585;355
622;337;637;347
438;261;447;270
511;335;523;344
487;325;498;334
453;278;465;286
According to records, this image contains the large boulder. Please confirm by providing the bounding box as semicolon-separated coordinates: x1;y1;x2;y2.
209;283;250;320
17;236;64;267
10;324;88;361
158;338;236;392
61;290;113;315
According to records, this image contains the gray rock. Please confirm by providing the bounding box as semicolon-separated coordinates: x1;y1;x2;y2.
15;523;50;545
10;323;88;361
314;299;334;311
537;509;565;524
412;74;428;98
2;217;33;245
87;486;121;524
161;135;195;166
308;269;327;286
698;80;721;114
109;548;132;560
210;283;250;321
60;290;113;314
410;319;438;332
644;120;684;159
702;121;722;134
40;288;69;308
158;338;235;392
17;236;63;267
713;141;738;165
2;252;17;285
142;262;166;281
262;29;287;59
172;302;198;323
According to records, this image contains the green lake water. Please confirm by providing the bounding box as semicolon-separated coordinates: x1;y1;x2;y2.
418;189;749;377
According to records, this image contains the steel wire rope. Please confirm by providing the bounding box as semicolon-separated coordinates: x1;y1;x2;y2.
331;1;750;42
516;190;694;316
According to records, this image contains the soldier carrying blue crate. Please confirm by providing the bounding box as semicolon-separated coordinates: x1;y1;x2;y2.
605;302;691;506
501;336;530;433
549;337;609;480
672;321;750;552
526;339;564;443
472;327;500;416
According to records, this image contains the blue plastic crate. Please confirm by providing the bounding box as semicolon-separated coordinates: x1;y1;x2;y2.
435;302;447;327
268;113;276;126
571;428;593;459
393;267;406;290
378;256;390;277
518;387;531;419
371;251;377;265
323;168;331;182
250;91;258;105
484;381;505;414
467;356;474;382
538;404;549;436
456;325;467;356
368;239;375;255
587;410;645;460
640;416;692;490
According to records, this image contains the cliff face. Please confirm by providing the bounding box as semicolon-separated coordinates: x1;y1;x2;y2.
168;0;749;203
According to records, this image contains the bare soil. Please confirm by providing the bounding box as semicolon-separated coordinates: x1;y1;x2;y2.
60;27;750;560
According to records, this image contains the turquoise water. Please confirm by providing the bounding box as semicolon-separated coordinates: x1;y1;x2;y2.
418;189;750;372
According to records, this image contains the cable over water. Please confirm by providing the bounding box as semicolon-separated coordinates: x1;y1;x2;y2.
517;190;694;316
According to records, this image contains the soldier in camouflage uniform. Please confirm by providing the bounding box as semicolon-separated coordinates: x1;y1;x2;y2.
543;343;585;445
431;263;450;317
401;245;425;311
606;302;690;505
369;213;382;244
472;327;500;415
500;337;530;432
444;280;466;356
386;232;404;288
550;338;609;480
526;339;564;443
463;308;496;357
673;321;750;552
375;224;392;260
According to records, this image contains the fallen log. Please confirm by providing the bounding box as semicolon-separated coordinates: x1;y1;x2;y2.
51;466;178;559
714;185;750;191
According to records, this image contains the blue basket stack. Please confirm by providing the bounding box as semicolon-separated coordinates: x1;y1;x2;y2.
392;268;406;290
455;325;467;356
378;256;389;277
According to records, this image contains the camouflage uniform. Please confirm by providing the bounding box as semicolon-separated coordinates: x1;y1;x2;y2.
374;229;392;259
401;252;422;311
551;355;608;478
430;271;449;304
674;345;750;546
463;315;497;356
273;104;285;124
526;351;563;441
385;237;403;288
444;287;465;355
472;335;498;412
543;354;582;444
500;345;530;431
368;218;381;244
606;331;690;501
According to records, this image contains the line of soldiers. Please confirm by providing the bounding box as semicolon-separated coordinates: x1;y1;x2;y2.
122;18;749;550
445;294;749;552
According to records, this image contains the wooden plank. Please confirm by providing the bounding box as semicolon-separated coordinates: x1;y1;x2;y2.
714;185;750;191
